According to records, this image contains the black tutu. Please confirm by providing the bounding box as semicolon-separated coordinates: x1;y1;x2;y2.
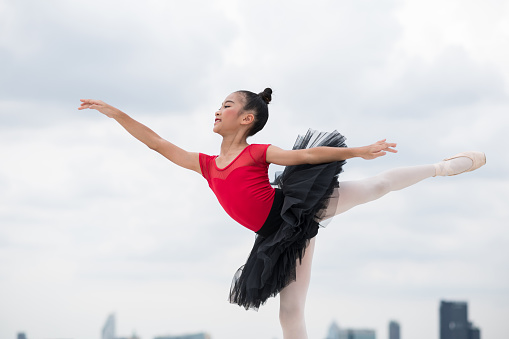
229;129;347;310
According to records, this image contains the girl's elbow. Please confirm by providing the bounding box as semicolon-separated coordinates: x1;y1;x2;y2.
304;150;316;164
147;137;165;152
147;142;159;151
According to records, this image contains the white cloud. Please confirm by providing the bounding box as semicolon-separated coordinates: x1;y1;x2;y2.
0;0;237;110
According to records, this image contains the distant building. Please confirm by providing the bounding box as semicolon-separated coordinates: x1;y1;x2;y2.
102;314;116;339
326;321;343;339
326;321;376;339
155;334;211;339
468;325;480;339
17;333;27;339
389;320;400;339
439;300;481;339
347;329;376;339
101;313;140;339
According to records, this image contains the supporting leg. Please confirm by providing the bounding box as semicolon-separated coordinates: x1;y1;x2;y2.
279;237;316;339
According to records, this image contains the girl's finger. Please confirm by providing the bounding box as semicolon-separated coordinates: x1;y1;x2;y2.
78;103;91;110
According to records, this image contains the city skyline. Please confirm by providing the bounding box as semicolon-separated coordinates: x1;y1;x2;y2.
12;300;483;339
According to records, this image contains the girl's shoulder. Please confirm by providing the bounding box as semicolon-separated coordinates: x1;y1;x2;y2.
249;143;271;148
248;143;271;155
247;144;271;166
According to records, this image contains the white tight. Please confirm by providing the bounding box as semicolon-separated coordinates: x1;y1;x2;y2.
279;238;315;339
322;164;435;218
278;157;472;339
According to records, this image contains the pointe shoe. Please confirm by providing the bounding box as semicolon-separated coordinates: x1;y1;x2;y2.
434;151;486;176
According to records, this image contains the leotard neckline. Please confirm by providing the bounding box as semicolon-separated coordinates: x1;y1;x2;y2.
213;144;252;171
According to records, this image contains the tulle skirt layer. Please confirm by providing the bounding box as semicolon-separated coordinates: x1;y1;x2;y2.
229;129;347;310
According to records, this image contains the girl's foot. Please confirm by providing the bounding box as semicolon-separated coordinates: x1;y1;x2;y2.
434;151;486;177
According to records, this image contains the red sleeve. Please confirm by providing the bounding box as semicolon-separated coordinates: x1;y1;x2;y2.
248;144;271;166
199;153;211;181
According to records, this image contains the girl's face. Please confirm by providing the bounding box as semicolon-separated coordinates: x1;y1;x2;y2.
213;92;248;135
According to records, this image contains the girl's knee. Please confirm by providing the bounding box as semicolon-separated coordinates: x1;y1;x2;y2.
279;302;305;326
372;176;391;197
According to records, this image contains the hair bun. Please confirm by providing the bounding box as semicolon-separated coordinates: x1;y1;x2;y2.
258;88;272;104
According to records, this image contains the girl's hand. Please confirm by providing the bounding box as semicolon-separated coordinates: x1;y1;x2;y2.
360;139;398;160
78;99;120;118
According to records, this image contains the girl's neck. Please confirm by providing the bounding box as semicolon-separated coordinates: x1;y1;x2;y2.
219;131;249;157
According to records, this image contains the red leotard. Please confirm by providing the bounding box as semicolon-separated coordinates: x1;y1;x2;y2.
199;144;275;232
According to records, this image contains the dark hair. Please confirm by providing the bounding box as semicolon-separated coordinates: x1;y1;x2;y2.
236;88;272;137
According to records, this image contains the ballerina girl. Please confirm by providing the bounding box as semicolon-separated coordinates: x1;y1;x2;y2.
79;88;485;339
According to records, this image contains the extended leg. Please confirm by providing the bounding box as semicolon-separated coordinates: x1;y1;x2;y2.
322;156;476;219
279;237;316;339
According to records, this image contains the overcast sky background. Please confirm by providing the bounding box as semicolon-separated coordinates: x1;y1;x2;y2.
1;0;508;339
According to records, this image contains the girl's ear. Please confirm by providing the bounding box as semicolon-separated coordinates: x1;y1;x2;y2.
241;112;255;125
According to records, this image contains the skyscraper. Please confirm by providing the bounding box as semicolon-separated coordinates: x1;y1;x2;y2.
346;329;376;339
440;301;468;339
101;313;141;339
440;300;481;339
468;325;481;339
326;321;344;339
102;314;116;339
389;320;400;339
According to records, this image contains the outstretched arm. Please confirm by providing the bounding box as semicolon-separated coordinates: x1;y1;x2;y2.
266;140;397;166
79;99;201;174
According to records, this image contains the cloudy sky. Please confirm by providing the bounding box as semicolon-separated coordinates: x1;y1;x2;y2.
1;0;508;338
